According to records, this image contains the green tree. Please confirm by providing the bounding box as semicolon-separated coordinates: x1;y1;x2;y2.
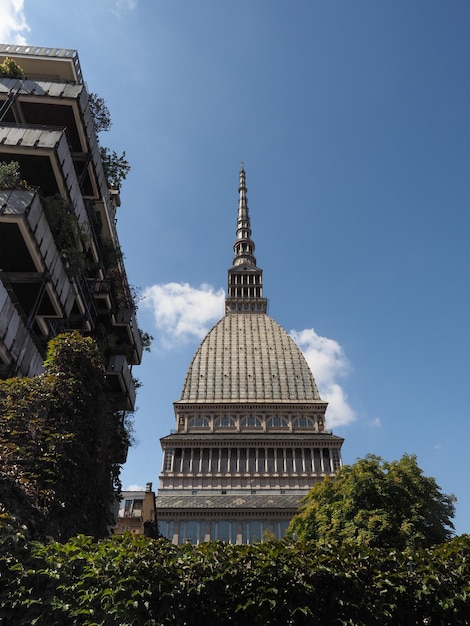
100;146;130;190
0;332;128;541
88;92;112;133
288;454;456;549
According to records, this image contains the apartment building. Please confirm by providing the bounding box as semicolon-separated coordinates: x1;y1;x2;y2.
0;44;141;417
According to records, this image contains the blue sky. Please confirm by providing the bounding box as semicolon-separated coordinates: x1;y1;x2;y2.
2;0;470;534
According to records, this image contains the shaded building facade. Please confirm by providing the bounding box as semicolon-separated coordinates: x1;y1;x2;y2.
0;44;141;417
156;166;344;544
114;483;157;536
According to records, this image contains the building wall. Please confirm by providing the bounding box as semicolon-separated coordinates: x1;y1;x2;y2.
114;484;156;535
0;45;141;416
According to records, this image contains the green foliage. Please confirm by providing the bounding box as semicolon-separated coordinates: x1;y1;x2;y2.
140;329;153;352
0;332;127;541
289;454;456;549
0;160;26;189
0;57;25;79
88;92;112;133
41;195;89;278
1;532;469;625
100;146;130;190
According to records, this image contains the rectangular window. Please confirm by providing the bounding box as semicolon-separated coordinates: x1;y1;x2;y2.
180;520;201;545
267;448;275;473
323;449;331;473
159;520;174;541
163;448;174;472
242;520;266;544
313;449;322;473
201;448;210;473
220;448;228;473
239;448;247;473
123;499;133;517
210;520;237;543
248;448;256;473
331;448;341;471
294;448;303;473
229;448;238;472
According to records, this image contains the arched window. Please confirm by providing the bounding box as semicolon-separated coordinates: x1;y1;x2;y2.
267;416;288;429
214;416;235;428
189;416;209;429
293;417;314;429
241;416;262;428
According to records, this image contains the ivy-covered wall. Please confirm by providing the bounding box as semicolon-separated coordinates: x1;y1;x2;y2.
0;332;127;541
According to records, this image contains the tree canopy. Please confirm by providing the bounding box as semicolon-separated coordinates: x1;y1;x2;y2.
288;454;456;549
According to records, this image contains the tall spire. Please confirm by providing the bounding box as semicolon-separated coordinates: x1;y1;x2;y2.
225;164;268;315
233;163;257;267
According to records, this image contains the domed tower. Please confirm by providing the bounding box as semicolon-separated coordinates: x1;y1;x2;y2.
156;166;344;544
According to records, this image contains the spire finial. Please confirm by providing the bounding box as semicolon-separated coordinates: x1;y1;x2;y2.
225;165;268;314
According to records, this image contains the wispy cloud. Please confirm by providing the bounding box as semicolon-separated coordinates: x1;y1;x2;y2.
0;0;29;44
124;483;145;492
290;328;355;428
142;282;225;347
143;282;356;427
109;0;138;16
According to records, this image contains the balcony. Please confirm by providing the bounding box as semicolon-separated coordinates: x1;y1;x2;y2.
0;45;83;83
106;354;136;411
112;308;143;365
0;189;76;333
0;125;93;235
0;278;43;378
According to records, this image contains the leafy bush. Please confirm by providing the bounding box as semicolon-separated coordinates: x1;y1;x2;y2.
100;146;130;190
41;195;89;278
88;93;112;133
1;532;469;625
0;57;25;79
0;161;24;189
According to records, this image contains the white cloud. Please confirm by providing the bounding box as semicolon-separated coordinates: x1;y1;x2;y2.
124;483;145;492
110;0;137;15
142;282;225;347
0;0;29;44
290;328;355;428
370;417;382;427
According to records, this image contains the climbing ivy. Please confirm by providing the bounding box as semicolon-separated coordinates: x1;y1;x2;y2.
0;331;127;541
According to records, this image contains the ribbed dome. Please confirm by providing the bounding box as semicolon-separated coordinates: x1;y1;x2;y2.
180;313;321;403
